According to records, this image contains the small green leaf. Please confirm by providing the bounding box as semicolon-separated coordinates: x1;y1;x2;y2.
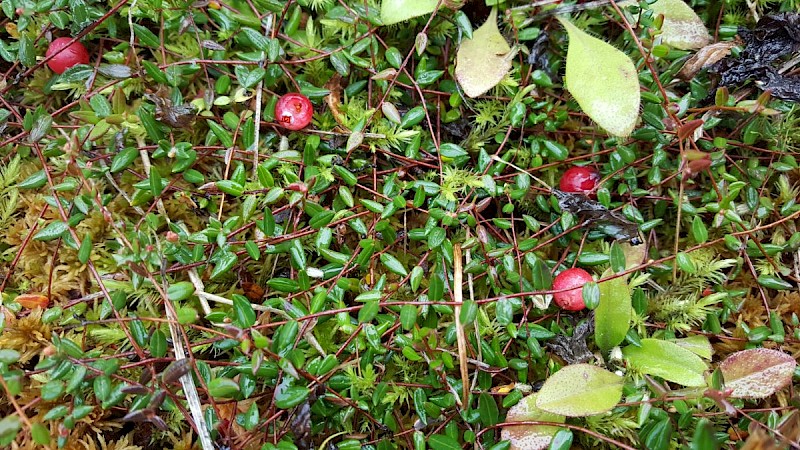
550;429;574;450
757;275;792;290
233;295;256;328
428;434;461;450
111;147;139;173
216;180;244;197
413;388;427;425
400;304;417;330
167;281;195;301
691;216;708;243
132;23;160;48
609;241;626;273
0;349;20;364
150;329;167;358
31;423;50;445
459;300;478;325
18;170;47;189
207;120;234;148
211;251;238;279
582;282;600;310
208;377;240;398
478;393;499;426
558;17;640;136
78;235;92;264
676;252;696;273
0;416;21;446
309;210;335;229
410;266;424;292
34;221;68;241
380;253;408;277
453;11;473;39
274;384;310;409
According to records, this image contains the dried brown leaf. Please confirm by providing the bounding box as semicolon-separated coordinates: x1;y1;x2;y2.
678;40;739;80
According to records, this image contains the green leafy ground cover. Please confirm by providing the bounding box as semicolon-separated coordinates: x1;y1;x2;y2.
1;0;800;449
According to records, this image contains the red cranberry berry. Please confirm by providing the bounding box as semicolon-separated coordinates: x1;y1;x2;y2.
45;37;90;74
552;268;594;311
559;166;600;197
275;93;313;131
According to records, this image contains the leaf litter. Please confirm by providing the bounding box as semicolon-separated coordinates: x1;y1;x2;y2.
711;12;800;101
553;190;643;244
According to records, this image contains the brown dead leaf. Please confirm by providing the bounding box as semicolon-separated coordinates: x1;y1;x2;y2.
324;74;348;129
678;39;740;80
144;87;197;128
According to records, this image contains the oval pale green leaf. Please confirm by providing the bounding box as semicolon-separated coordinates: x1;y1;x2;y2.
380;253;408;277
207;377;240;398
274;384;311;409
428;434;461;450
535;364;623;417
673;335;713;360
34;221;68;242
649;0;710;50
455;8;513;98
167;281;195;301
595;269;632;351
233;295;256;328
501;393;565;450
558;17;640;137
380;0;438;25
622;338;708;387
719;348;796;398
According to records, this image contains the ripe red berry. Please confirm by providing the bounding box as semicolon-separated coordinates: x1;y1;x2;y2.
45;37;90;74
552;268;593;311
559;166;600;197
275;93;313;131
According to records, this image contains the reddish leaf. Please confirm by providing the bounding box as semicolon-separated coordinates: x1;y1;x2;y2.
16;294;49;309
719;348;796;398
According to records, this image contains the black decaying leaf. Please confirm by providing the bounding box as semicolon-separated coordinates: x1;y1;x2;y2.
711;12;800;101
145;88;197;128
546;313;595;364
290;401;312;450
553;190;642;244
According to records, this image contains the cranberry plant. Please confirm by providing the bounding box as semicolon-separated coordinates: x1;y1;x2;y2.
0;0;798;449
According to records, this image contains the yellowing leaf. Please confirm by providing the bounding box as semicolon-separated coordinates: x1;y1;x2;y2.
501;393;565;450
720;348;797;398
536;364;623;417
558;17;640;137
455;8;513;98
380;0;438;26
649;0;710;50
623;339;708;387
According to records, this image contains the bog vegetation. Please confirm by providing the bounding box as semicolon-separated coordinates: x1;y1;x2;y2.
0;0;799;449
